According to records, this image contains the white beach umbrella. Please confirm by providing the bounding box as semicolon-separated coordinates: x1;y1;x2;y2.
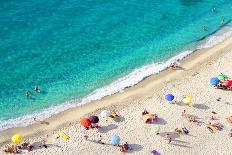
101;110;111;118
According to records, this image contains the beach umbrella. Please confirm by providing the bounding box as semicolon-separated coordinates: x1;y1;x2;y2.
183;96;192;105
88;115;99;124
165;94;174;102
225;80;232;88
151;150;160;155
80;118;91;127
218;73;228;81
210;77;220;86
100;110;111;118
110;135;120;145
11;134;23;144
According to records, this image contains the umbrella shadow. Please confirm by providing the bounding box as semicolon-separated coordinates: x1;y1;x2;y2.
113;116;125;123
173;66;186;71
175;101;185;106
192;104;209;110
128;144;143;153
155;118;167;125
170;143;191;148
46;144;61;148
158;132;180;140
31;142;61;151
172;139;188;144
98;124;118;133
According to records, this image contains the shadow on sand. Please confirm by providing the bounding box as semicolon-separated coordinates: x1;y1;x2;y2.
192;104;209;110
98;124;118;133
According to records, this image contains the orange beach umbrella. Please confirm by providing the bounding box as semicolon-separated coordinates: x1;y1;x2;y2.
80;118;91;127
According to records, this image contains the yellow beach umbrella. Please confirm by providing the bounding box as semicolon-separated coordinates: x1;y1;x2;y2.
11;134;23;143
183;96;192;106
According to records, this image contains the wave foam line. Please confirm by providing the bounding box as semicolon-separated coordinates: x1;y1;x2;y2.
0;50;193;131
1;23;232;131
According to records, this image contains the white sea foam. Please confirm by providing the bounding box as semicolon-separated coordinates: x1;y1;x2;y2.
1;24;232;131
0;50;193;131
197;25;232;49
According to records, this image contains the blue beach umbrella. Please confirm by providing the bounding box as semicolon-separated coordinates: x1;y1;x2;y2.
165;94;174;102
210;77;220;86
110;135;120;145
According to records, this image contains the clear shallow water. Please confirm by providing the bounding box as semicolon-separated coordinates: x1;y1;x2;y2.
0;0;232;129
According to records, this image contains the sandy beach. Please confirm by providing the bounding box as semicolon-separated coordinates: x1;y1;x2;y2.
1;35;232;154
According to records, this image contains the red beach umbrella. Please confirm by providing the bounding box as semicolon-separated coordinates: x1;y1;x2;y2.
88;116;99;124
225;80;232;88
80;118;91;127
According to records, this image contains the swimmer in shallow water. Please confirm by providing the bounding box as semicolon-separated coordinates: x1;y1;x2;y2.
26;90;30;97
220;19;225;25
212;7;216;12
202;26;208;31
34;85;40;93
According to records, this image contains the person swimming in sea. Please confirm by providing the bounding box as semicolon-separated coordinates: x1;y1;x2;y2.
212;7;216;12
202;26;208;31
34;85;40;93
25;90;30;97
220;19;225;25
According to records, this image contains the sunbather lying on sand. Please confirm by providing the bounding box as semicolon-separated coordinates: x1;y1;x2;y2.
120;142;129;153
110;111;120;118
175;128;182;135
142;111;158;124
226;116;232;123
208;122;223;131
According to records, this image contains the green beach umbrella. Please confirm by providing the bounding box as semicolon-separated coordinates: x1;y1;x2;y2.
218;73;228;81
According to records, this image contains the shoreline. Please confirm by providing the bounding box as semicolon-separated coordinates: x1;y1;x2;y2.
1;22;232;132
1;33;232;146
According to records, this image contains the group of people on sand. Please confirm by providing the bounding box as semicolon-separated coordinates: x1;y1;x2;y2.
216;81;232;90
25;85;40;97
3;141;47;154
182;108;231;135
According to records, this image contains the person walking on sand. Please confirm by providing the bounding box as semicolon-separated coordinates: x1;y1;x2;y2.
26;90;30;97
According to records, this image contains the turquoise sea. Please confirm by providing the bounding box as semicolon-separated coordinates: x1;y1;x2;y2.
1;0;232;130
